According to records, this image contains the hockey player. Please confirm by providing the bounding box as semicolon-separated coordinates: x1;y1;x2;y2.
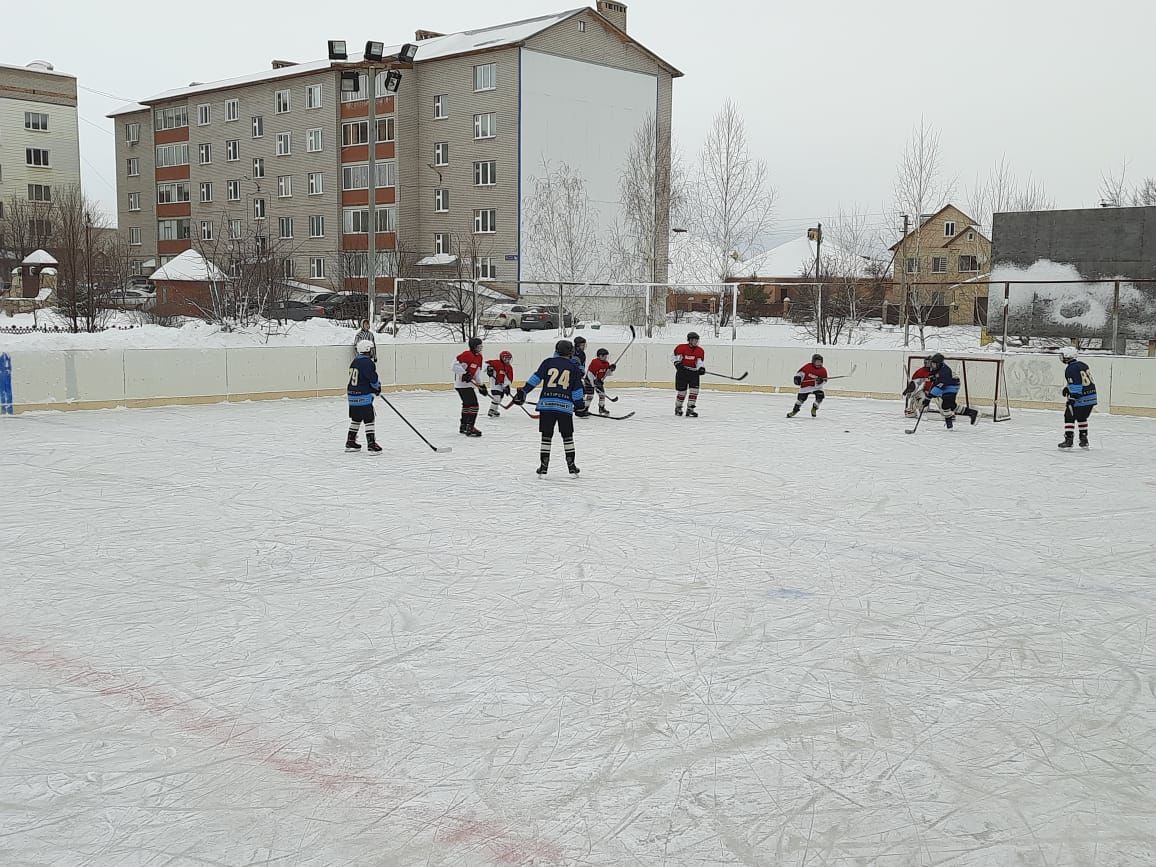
452;337;488;437
485;350;515;418
346;339;382;453
672;331;706;417
585;348;616;416
787;353;829;418
1058;346;1097;449
572;336;592;411
513;339;588;476
927;353;978;429
902;356;933;418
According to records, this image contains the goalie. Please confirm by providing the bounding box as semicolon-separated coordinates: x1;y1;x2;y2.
902;356;933;418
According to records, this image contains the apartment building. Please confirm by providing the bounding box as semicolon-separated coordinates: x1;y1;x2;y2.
110;3;680;292
892;205;993;325
0;60;82;237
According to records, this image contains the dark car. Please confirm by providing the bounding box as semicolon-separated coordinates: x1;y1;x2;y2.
265;299;326;321
318;293;370;321
412;301;469;323
519;307;576;330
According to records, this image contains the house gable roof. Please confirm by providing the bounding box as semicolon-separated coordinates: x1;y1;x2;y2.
942;227;990;248
889;204;979;251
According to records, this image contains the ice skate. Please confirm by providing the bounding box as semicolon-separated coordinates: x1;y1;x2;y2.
787;407;799;418
567;461;580;476
1079;433;1090;449
367;441;383;454
1058;433;1074;449
810;405;818;418
462;427;482;438
487;408;500;419
686;408;698;418
345;437;361;452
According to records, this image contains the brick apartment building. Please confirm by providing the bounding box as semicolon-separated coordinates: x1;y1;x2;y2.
109;4;679;299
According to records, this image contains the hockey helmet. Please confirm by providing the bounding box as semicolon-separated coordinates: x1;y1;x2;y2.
499;350;513;362
574;335;587;346
1059;346;1078;361
468;337;483;352
555;339;574;357
930;353;946;367
687;331;700;342
356;339;374;354
596;348;610;358
812;353;824;365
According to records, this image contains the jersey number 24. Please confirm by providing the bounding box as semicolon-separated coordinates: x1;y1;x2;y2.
546;368;571;389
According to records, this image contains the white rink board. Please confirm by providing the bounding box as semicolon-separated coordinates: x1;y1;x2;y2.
1;390;1154;865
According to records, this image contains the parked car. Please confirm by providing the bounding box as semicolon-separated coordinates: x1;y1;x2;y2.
519;307;576;330
412;300;469;323
481;303;530;329
265;299;326;321
318;293;370;320
109;287;156;310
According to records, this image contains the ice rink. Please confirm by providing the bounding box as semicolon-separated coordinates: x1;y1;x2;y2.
2;389;1154;866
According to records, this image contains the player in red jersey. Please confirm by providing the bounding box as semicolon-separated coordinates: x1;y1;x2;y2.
485;350;515;418
787;353;829;418
584;348;616;416
903;356;933;417
671;331;706;417
452;337;487;437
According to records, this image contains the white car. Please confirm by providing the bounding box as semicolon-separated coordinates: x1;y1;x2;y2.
110;287;156;310
481;303;529;329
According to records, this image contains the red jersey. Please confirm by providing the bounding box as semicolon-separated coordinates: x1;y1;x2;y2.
672;343;705;370
587;357;612;382
453;350;484;387
911;365;932;393
797;362;828;390
486;358;514;385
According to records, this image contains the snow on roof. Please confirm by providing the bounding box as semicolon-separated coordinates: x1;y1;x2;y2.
0;60;74;78
415;253;459;267
23;249;58;266
107;101;149;118
150;249;227;282
737;236;871;279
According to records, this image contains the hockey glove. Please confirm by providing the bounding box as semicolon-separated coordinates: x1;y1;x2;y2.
372;386;382;395
608;363;617;372
902;382;915;396
793;373;804;386
512;389;526;405
1062;386;1071;398
478;384;489;397
697;367;706;376
485;364;496;379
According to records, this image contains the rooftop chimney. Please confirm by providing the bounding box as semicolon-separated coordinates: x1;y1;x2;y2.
596;0;628;31
415;29;445;41
271;60;299;69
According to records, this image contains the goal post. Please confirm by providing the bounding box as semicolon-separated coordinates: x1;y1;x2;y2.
906;355;1012;422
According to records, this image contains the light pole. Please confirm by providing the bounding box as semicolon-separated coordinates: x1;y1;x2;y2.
808;223;823;343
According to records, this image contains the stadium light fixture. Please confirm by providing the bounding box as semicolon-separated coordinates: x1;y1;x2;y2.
364;41;385;62
327;40;348;61
339;70;360;93
398;43;418;63
381;70;403;94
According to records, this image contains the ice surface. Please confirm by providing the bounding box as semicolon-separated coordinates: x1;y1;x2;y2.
2;391;1154;865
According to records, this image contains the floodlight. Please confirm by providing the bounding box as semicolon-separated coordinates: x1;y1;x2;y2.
398;43;418;63
327;40;348;60
365;41;385;62
381;70;403;94
340;70;360;93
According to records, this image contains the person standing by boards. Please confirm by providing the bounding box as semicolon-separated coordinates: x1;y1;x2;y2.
672;332;705;417
452;337;487;437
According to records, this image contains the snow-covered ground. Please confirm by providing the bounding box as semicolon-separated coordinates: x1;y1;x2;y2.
2;391;1153;865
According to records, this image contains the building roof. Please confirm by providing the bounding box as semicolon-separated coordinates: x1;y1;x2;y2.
942;226;990;248
736;236;871;279
0;60;75;79
22;249;58;266
150;249;227;282
889;204;980;251
108;7;679;113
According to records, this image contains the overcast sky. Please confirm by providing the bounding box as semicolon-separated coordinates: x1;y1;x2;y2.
5;0;1153;249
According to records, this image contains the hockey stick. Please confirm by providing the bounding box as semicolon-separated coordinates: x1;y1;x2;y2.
525;400;634;420
904;400;928;435
514;402;539;420
377;394;453;453
703;370;749;382
611;325;636;366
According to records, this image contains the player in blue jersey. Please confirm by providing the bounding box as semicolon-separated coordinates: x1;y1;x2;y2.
513;339;588;476
572;335;592;412
927;354;978;429
346;340;382;453
1058;346;1097;449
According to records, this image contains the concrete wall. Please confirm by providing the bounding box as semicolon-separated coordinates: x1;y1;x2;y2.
992;206;1156;280
6;344;1155;418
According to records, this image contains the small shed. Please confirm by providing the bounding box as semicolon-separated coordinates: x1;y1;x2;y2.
150;250;227;317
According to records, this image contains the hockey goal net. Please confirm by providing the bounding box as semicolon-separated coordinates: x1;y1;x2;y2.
906;355;1012;422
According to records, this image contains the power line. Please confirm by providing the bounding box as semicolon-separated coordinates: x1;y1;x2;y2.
78;83;138;104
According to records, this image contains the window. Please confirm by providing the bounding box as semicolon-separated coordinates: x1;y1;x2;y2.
156;182;191;203
127;157;140;176
253;157;265;178
200;182;213;203
252;115;264;138
282;258;295;278
225;139;239;161
125;122;140;143
154;106;189;130
255;235;267;255
276;132;291;156
200;220;214;241
958;255;980;272
340;72;368;103
127;191;140;211
578;19;586;31
307;128;323;152
342;164;369;190
473;113;495;139
944;221;956;237
225;99;239;122
129;227;142;246
157;218;191;240
197;103;211;126
930;291;946;306
906;257;919;274
967;231;975;241
27;183;51;202
277;175;292;197
306;83;323;109
254;197;266;219
473;63;496;92
434;141;449;166
343;208;370;234
310;257;326;279
474;257;496;280
434;188;449;212
155;143;189;167
308;172;324;195
931;256;948;273
198;143;212;164
375;161;396;188
30;218;52;237
278;216;293;239
309;215;325;237
25;111;49;131
26;148;50;167
229;219;242;239
376;207;396;233
343;252;368;277
342;121;369;146
433;94;447;119
376;116;395;143
227;179;240;201
474;160;496;186
474;209;496;233
275;89;291;113
434;232;450;255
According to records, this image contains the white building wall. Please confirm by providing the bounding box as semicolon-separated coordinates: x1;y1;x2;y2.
0;96;82;204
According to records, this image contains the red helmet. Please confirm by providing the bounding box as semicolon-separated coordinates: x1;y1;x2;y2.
499;350;512;361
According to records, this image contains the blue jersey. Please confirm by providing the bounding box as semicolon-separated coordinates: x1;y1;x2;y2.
574;348;587;372
1064;360;1098;408
523;354;586;414
929;363;960;398
347;355;381;406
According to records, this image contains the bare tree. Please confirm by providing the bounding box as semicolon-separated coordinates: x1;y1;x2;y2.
691;101;775;330
967;157;1053;233
1;193;57;288
50;185;118;333
193;211;296;330
1099;159;1156;207
522;160;603;284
